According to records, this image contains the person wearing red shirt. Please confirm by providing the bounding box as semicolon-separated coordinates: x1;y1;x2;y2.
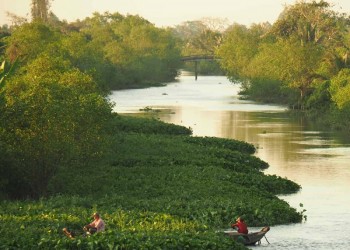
231;217;248;234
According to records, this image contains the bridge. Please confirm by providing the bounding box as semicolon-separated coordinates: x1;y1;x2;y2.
181;54;219;80
181;55;216;62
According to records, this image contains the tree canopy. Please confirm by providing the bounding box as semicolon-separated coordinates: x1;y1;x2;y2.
1;0;350;199
217;0;350;111
0;11;184;198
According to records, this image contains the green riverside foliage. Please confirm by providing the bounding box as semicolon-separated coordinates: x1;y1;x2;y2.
217;1;350;131
1;116;303;249
79;12;182;89
181;136;256;155
5;16;182;92
111;114;192;135
0;15;183;198
0;52;115;199
0;198;245;250
1;9;304;249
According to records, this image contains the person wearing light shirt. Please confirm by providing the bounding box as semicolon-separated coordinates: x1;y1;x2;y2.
84;212;105;234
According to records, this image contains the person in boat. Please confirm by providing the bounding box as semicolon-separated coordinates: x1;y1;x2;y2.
231;217;248;234
63;212;105;238
83;212;105;234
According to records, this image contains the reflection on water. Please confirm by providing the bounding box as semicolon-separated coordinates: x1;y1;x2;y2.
110;75;350;249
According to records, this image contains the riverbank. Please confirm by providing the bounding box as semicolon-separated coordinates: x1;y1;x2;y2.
110;75;350;249
0;114;303;249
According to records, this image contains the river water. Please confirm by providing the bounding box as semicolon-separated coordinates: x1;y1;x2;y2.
110;74;350;249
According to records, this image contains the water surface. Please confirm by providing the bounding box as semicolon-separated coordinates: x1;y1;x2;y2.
110;74;350;249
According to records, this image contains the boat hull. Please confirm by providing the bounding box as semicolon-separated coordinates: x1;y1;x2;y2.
224;226;270;245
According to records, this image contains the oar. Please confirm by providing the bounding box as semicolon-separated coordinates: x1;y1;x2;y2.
264;235;270;244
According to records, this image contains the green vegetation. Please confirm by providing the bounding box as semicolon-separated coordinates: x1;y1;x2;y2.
0;1;327;249
4;14;181;91
217;0;350;131
0;116;303;249
0;198;246;249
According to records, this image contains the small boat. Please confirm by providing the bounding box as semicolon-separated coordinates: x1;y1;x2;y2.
224;226;270;246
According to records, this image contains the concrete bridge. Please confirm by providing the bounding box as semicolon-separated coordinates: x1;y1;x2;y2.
181;54;219;80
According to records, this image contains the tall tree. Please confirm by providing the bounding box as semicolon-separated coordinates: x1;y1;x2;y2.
31;0;51;22
265;0;349;106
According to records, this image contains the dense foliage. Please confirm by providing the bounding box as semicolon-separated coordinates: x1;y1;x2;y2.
0;117;303;249
0;53;115;199
4;14;181;91
0;12;183;198
80;13;181;89
0;2;316;249
0;197;246;249
217;0;350;131
111;114;192;135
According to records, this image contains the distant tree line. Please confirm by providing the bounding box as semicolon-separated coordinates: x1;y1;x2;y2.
2;0;183;89
217;0;350;130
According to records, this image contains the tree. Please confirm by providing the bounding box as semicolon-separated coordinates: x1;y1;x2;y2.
271;0;350;76
1;20;117;198
248;39;324;104
174;20;223;55
31;0;51;22
5;22;58;64
80;12;181;88
263;0;350;107
330;69;350;109
0;54;114;198
59;30;115;92
5;12;28;27
216;23;268;82
272;1;343;44
200;17;230;33
173;20;224;75
217;1;350;108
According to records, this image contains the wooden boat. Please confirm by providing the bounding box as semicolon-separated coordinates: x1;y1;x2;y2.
224;226;270;246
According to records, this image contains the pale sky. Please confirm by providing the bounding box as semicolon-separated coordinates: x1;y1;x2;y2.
1;0;350;28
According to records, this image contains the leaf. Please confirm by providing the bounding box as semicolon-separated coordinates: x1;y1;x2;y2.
0;61;5;71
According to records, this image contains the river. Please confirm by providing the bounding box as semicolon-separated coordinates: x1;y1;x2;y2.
110;74;350;249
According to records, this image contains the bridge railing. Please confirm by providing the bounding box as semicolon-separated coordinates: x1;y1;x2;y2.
181;55;217;62
181;54;221;80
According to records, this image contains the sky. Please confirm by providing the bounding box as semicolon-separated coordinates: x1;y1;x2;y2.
1;0;350;28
